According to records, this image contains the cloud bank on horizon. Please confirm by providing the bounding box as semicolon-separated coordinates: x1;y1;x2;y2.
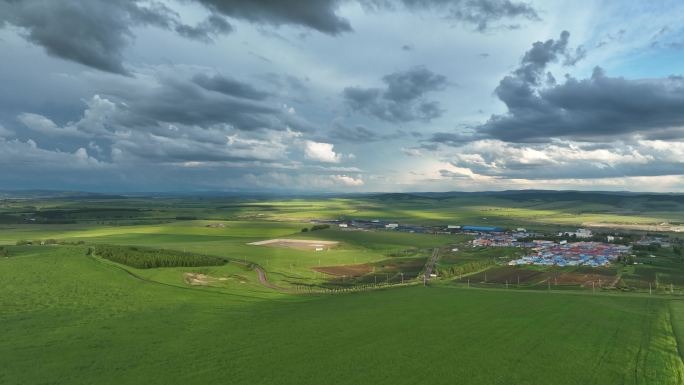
1;0;684;192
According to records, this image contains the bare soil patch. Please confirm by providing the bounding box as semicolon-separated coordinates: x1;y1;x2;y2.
248;238;339;250
184;272;215;286
464;266;617;287
555;272;616;287
184;272;246;286
583;222;684;232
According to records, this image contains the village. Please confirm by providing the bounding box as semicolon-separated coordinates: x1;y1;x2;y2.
312;219;638;267
469;228;632;267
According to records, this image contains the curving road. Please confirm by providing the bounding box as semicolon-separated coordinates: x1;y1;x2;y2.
252;264;294;293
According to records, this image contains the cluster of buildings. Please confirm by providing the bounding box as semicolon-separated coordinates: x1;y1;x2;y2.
558;228;594;239
634;236;671;248
471;231;538;247
311;219;435;233
469;228;630;267
508;242;631;267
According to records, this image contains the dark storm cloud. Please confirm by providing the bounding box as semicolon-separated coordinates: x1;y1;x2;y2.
482;68;684;142
174;14;233;42
192;73;270;100
513;30;570;85
0;0;233;75
194;0;351;35
427;132;482;146
364;0;539;31
475;31;684;142
112;76;278;129
343;66;448;122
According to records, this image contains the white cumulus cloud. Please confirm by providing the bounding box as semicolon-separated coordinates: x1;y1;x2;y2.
332;175;364;186
304;140;341;163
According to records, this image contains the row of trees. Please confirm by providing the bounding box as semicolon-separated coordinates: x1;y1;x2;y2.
301;224;330;232
93;244;226;269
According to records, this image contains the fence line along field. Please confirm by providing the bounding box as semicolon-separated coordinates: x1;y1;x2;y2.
1;192;684;384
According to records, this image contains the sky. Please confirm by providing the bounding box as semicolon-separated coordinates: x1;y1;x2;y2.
1;0;684;193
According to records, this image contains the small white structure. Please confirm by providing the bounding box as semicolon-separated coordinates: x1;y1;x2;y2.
447;225;461;229
385;223;399;229
575;228;593;238
559;240;567;245
451;248;459;252
607;235;615;242
516;227;527;232
559;228;593;239
338;223;348;228
315;247;324;252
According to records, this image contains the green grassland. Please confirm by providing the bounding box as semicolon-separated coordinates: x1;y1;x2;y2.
2;191;683;230
2;192;684;384
1;246;683;384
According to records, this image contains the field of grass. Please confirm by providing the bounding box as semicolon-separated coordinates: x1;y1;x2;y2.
0;219;457;290
2;246;684;384
2;191;683;230
2;192;684;384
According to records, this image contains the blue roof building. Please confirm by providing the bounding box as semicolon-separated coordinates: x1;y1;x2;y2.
462;225;504;232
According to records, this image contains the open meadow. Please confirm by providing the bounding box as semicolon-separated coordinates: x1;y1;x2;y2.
1;191;684;384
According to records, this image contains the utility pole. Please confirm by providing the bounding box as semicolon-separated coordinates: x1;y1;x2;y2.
467;278;470;288
401;272;404;284
592;281;595;293
649;282;652;295
506;280;508;289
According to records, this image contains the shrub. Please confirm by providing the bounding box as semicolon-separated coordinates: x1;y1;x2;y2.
93;244;226;269
310;224;330;232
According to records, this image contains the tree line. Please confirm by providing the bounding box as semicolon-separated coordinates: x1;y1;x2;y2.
92;244;226;269
301;224;330;232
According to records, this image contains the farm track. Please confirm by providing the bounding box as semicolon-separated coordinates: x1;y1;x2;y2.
423;248;440;286
236;261;294;293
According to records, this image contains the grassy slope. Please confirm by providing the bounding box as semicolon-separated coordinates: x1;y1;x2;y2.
0;222;458;289
2;247;683;385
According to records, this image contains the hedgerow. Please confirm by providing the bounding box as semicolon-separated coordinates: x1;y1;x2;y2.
93;244;226;269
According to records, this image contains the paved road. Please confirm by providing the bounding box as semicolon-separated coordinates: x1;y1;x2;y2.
423;248;440;286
